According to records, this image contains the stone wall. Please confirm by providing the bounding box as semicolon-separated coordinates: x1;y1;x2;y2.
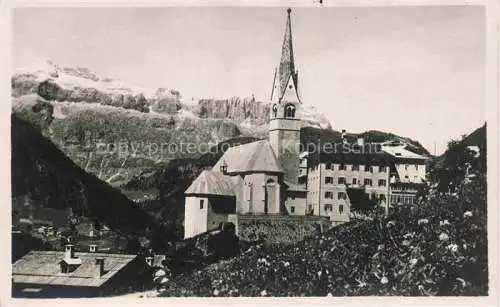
236;214;330;244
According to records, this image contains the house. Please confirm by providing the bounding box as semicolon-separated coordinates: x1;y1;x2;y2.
305;137;428;220
12;244;151;298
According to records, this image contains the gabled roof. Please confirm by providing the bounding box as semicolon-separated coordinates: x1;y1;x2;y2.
12;251;137;288
381;145;427;160
185;170;236;196
213;140;283;174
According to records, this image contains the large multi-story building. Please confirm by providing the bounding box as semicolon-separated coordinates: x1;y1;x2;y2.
182;8;429;239
303;139;428;224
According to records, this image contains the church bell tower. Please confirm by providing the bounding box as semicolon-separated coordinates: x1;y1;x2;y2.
269;8;301;184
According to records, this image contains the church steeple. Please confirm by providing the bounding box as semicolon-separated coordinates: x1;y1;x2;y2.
272;8;300;103
269;8;302;184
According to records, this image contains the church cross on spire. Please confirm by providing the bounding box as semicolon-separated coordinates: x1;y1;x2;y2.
277;8;299;102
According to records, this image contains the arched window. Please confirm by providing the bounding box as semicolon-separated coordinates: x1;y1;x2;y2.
284;103;296;118
272;104;278;117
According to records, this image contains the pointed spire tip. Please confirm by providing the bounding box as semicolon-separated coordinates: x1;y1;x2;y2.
287;8;292;15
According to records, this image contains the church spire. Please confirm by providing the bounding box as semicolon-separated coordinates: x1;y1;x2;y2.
276;8;299;102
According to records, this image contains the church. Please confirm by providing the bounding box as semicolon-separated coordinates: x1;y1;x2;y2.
183;8;428;239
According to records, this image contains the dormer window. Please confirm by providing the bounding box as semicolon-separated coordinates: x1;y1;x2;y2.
220;160;228;174
284;103;296;118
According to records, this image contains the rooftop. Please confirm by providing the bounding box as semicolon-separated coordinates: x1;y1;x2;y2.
212;140;283;174
185;170;237;196
381;145;428;160
12;251;137;288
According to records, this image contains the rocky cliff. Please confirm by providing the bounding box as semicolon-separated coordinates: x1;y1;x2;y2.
11;61;334;185
196;96;332;131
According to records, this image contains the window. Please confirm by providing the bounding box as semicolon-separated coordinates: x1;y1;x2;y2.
366;165;373;173
339;205;344;214
338;192;347;200
352;164;359;171
338;177;346;184
290;206;295;213
199;199;205;210
379;194;386;201
324;204;333;211
379;166;386;173
325;192;333;199
339;164;346;171
325;164;331;170
364;179;372;186
416;164;419;170
378;179;387;187
352;178;357;185
325;176;333;184
405;164;409;170
284;103;296;118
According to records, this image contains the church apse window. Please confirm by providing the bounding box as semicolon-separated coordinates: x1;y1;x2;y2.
284;103;296;118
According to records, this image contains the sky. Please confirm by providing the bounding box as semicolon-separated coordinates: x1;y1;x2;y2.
13;6;485;155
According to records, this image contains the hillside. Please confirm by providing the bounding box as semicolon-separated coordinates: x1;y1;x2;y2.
11;114;155;235
431;123;486;192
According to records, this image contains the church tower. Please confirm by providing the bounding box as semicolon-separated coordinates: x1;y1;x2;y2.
269;8;302;184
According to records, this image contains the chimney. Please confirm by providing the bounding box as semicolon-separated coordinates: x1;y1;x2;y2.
89;244;98;253
64;244;75;259
357;137;364;146
95;257;105;276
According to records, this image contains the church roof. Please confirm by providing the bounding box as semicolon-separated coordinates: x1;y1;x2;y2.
272;8;299;102
213;140;283;174
185;170;236;196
